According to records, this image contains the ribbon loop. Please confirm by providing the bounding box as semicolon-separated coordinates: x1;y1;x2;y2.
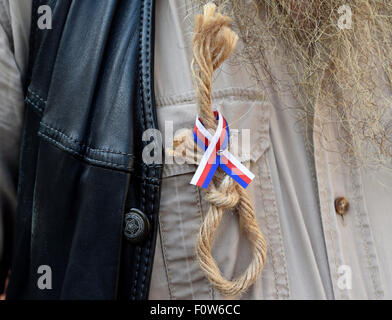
190;111;255;189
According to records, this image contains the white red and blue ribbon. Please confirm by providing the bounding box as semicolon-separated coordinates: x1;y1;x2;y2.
190;111;255;189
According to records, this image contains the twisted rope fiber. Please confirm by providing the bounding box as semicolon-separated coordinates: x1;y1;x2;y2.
191;3;267;297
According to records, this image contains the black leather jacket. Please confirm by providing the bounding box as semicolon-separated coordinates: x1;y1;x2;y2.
6;0;162;300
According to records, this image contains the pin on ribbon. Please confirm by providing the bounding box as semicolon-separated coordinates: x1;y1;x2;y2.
190;111;255;189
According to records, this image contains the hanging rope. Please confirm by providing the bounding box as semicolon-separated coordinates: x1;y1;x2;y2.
191;3;267;297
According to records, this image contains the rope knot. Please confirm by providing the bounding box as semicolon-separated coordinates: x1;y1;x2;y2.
206;176;239;209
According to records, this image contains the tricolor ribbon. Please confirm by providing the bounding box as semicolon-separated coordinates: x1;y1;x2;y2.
190;111;255;189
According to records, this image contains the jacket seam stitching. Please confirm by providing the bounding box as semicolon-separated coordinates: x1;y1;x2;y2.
40;122;136;156
38;131;134;170
28;87;47;103
131;0;147;300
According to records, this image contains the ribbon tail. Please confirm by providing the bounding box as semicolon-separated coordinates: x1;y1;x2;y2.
190;156;220;189
220;151;255;189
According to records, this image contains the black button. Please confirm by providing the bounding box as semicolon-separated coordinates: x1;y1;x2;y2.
124;208;150;243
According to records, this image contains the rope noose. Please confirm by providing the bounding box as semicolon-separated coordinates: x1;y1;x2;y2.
191;3;267;297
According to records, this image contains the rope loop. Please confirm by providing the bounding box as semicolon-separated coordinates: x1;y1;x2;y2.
191;3;267;297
